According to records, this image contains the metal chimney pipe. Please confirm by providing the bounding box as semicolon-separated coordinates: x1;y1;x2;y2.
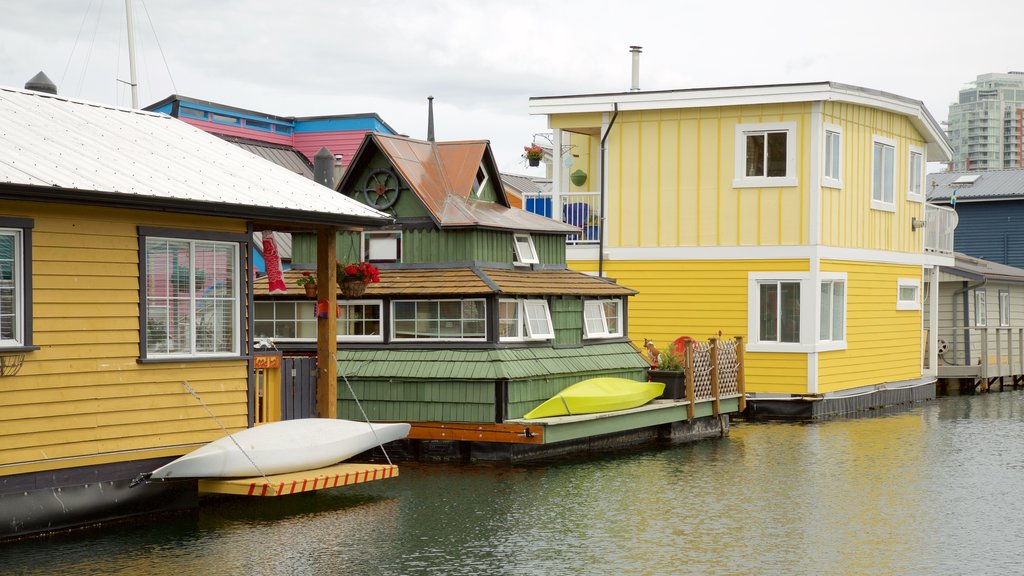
427;96;435;142
25;71;57;95
629;46;642;92
313;147;335;189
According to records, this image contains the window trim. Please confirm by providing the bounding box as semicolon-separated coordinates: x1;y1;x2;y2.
870;135;897;212
999;290;1010;327
747;272;811;353
975;288;987;327
522;299;555;340
733;121;798;188
897;278;921;311
255;299;384;343
472;165;489;198
822;123;843;189
0;217;35;351
513;233;539;265
138;227;247;361
390;298;488;342
907;145;925;203
583;298;623;339
362;231;402;264
818;274;847;351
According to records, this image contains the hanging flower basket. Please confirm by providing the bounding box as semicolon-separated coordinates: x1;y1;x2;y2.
303;284;318;298
336;261;380;299
339;277;367;298
524;144;543;167
528;157;540;167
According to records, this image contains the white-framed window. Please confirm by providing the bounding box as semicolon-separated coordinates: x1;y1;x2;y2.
142;234;240;358
755;279;802;344
363;231;401;263
822;124;843;189
0;221;33;349
907;146;924;202
871;135;896;211
819;278;846;343
499;298;554;341
999;290;1010;327
254;300;383;342
897;278;921;311
392;299;486;341
513;233;539;265
583;299;623;339
472;165;489;198
975;289;987;326
733;122;798;188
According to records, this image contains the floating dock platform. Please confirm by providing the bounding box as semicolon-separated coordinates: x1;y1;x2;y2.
198;462;399;497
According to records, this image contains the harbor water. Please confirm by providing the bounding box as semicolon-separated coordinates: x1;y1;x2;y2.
3;390;1024;575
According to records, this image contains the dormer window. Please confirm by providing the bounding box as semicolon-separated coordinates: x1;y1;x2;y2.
363;231;402;263
513;233;538;265
472;166;488;198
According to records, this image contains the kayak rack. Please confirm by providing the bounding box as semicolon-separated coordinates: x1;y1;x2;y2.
199;462;399;497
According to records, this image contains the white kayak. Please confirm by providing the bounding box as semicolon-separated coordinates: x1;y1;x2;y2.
149;418;411;480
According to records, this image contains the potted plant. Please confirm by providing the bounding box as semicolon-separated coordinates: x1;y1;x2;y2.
524;144;544;167
570;169;588;187
337;261;380;298
649;347;686;400
296;271;318;297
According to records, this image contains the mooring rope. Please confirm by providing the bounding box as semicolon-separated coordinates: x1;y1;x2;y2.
339;361;393;466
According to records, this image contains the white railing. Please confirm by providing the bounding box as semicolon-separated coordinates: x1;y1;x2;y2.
523;191;601;244
924;203;958;255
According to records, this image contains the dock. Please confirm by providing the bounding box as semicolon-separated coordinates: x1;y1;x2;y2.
199;462;399;497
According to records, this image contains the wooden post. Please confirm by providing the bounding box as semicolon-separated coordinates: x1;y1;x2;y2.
684;338;696;421
980;327;989;382
316;228;338;419
735;337;746;412
709;337;720;417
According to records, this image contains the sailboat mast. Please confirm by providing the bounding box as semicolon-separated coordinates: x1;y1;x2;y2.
124;0;139;108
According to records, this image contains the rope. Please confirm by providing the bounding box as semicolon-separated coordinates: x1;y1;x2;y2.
338;361;393;466
181;380;272;487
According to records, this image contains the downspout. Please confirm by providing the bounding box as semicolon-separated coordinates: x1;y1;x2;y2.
599;103;619;278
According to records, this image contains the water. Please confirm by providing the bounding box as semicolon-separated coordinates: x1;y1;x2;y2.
4;391;1024;575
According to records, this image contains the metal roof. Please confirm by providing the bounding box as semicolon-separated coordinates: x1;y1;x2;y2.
0;86;389;228
927;169;1024;203
218;135;313;178
943;252;1024;283
500;173;552;197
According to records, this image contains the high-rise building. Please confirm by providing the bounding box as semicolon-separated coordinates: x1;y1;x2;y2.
946;72;1024;171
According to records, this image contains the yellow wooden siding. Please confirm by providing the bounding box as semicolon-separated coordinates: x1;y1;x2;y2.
0;201;249;475
567;132;599;196
817;260;922;392
592;104;810;250
819;101;926;253
570;258;810;395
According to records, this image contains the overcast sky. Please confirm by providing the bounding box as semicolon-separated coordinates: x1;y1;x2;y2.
1;0;1021;175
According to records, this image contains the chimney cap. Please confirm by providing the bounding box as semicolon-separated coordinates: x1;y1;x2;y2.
25;71;57;95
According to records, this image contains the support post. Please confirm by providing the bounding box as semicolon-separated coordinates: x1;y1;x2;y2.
316;228;338;418
684;339;696;421
709;337;720;416
735;336;747;412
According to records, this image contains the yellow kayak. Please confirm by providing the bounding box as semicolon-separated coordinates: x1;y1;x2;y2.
523;377;665;419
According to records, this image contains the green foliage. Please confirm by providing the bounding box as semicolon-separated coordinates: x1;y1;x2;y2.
658;349;684;372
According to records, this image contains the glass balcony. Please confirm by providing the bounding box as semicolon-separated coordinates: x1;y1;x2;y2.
923;204;958;255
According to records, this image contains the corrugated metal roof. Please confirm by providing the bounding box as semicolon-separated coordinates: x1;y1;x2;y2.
500;173;551;197
0;86;388;227
944;252;1024;283
219;135;313;178
927;169;1024;202
254;266;636;297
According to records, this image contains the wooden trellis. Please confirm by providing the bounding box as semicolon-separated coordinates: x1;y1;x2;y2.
682;336;746;419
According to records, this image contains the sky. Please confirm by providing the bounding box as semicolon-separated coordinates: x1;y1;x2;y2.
1;0;1022;176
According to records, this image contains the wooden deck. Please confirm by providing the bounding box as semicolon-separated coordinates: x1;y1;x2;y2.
936;327;1024;390
198;462;398;497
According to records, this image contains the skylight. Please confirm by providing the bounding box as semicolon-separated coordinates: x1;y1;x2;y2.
953;174;980;184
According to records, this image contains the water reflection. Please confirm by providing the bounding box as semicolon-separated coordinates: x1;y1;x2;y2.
4;391;1024;575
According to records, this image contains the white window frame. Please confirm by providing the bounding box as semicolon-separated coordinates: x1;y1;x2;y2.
747;272;811;353
472;165;489;198
822;124;843;189
390;298;487;342
999;290;1010;327
513;233;539;265
0;227;27;348
142;235;241;359
818;274;847;350
523;299;555;340
733;121;798;188
583;299;623;339
362;231;402;264
498;298;525;341
255;300;386;342
871;135;897;212
975;289;987;327
907;145;925;202
897;278;921;311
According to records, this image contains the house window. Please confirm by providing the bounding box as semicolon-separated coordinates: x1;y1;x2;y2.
975;289;987;326
897;278;921;311
819;280;845;342
141;233;241;358
498;299;522;340
392;299;486;340
999;290;1010;327
733;122;798;188
871;136;896;211
472;166;488;198
363;231;402;263
513;233;539;265
907;146;924;202
523;299;555;339
823;124;842;189
0;219;33;349
255;300;382;342
757;281;801;343
583;299;623;339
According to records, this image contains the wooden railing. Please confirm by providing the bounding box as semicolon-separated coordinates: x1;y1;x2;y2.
937;326;1024;381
